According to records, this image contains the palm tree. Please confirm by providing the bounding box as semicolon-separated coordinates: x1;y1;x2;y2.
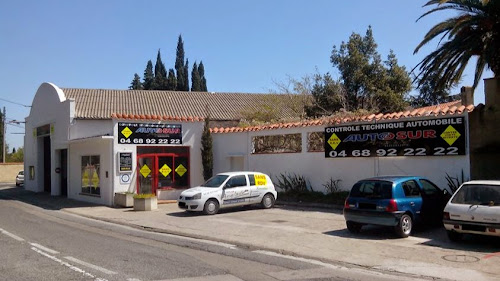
414;0;500;90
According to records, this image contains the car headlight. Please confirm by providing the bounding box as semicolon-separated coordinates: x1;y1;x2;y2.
192;193;202;200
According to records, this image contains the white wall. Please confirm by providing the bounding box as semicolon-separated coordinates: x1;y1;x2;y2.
24;83;72;194
68;139;113;205
213;117;471;192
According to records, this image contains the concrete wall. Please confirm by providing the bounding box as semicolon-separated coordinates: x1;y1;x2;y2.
213;117;470;192
469;78;500;180
0;163;24;183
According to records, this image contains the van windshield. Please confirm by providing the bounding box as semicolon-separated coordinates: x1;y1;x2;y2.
350;180;393;199
201;175;229;188
451;184;500;206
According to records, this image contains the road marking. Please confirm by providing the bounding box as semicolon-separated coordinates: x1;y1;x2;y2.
483;252;500;259
31;247;108;281
65;256;118;275
155;274;243;281
0;227;25;241
253;250;346;270
30;243;59;254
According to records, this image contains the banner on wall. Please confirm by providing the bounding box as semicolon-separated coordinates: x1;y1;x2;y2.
118;123;182;145
324;116;466;158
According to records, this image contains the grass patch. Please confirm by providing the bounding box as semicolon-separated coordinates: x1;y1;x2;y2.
133;193;156;199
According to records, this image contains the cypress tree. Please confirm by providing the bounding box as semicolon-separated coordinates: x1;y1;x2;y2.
154;49;168;90
191;61;201;91
184;59;190;91
199;61;207;91
129;73;143;90
143;60;154;90
167;69;177;90
175;35;186;91
201;114;213;180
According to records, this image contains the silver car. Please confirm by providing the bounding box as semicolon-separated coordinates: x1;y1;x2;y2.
443;180;500;241
15;171;24;186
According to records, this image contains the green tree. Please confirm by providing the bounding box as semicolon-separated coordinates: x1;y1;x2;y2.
411;71;459;107
329;26;411;113
154;49;168;90
143;60;154;90
201;114;213;181
414;0;500;90
129;73;143;90
191;61;202;91
167;69;177;90
199;61;207;91
175;35;187;91
7;147;23;162
183;59;190;91
305;73;347;117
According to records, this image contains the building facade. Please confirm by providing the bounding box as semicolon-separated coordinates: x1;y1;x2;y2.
24;82;475;206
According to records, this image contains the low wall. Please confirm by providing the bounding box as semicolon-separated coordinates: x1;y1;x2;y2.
0;163;23;183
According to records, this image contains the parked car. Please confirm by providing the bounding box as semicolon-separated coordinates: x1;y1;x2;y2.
178;171;277;215
15;171;24;186
443;180;500;241
343;176;449;238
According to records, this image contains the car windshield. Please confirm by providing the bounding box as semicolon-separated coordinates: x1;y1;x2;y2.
451;184;500;206
350;180;393;199
201;175;229;188
19;171;24;175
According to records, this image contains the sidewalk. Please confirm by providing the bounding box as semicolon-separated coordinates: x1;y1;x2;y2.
1;185;499;281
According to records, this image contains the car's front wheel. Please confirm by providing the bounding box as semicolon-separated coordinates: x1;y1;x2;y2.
346;221;362;233
261;194;275;209
203;199;219;215
446;230;463;242
395;214;412;238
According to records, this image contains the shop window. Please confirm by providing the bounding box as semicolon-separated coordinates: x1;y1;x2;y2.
252;134;302;154
81;155;100;196
307;132;324;152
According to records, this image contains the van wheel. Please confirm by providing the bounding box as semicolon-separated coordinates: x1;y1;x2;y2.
203;199;219;215
261;194;275;209
395;214;412;238
447;230;463;242
346;221;362;233
15;183;19;187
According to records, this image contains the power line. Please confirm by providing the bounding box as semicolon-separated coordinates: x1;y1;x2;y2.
0;97;31;108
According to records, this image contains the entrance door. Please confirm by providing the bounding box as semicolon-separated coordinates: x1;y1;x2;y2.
43;136;51;193
157;156;174;189
136;152;190;195
60;149;68;197
137;156;155;194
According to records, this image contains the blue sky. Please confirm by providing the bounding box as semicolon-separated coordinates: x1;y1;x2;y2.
0;0;493;149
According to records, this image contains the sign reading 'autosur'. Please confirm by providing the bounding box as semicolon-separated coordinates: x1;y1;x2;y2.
118;123;182;145
324;116;466;158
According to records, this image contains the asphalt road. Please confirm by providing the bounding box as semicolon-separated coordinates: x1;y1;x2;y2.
0;194;427;281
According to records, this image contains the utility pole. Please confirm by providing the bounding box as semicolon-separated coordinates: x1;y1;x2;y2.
2;107;5;163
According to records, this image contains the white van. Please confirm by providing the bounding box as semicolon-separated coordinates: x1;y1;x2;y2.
178;172;277;215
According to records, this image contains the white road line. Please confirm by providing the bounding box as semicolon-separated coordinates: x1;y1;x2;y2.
253;250;346;270
30;243;59;254
0;227;25;242
65;256;118;275
31;247;108;281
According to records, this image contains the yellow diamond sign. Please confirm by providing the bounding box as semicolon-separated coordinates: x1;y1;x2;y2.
175;164;187;177
441;125;461;146
159;164;172;177
121;127;133;139
82;169;90;186
140;164;151;178
327;133;341;150
91;171;99;188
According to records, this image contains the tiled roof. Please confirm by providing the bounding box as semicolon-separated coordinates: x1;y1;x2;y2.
210;101;474;134
62;88;299;120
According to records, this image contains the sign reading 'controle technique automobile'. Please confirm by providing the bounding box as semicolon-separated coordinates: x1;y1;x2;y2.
118;123;182;145
325;117;466;158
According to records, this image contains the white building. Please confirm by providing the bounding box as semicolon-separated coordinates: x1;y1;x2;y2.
24;82;475;206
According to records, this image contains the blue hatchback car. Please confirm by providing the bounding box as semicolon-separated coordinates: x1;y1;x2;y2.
343;176;449;238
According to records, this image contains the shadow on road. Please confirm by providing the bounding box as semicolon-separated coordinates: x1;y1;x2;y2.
323;223;500;253
0;185;99;210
